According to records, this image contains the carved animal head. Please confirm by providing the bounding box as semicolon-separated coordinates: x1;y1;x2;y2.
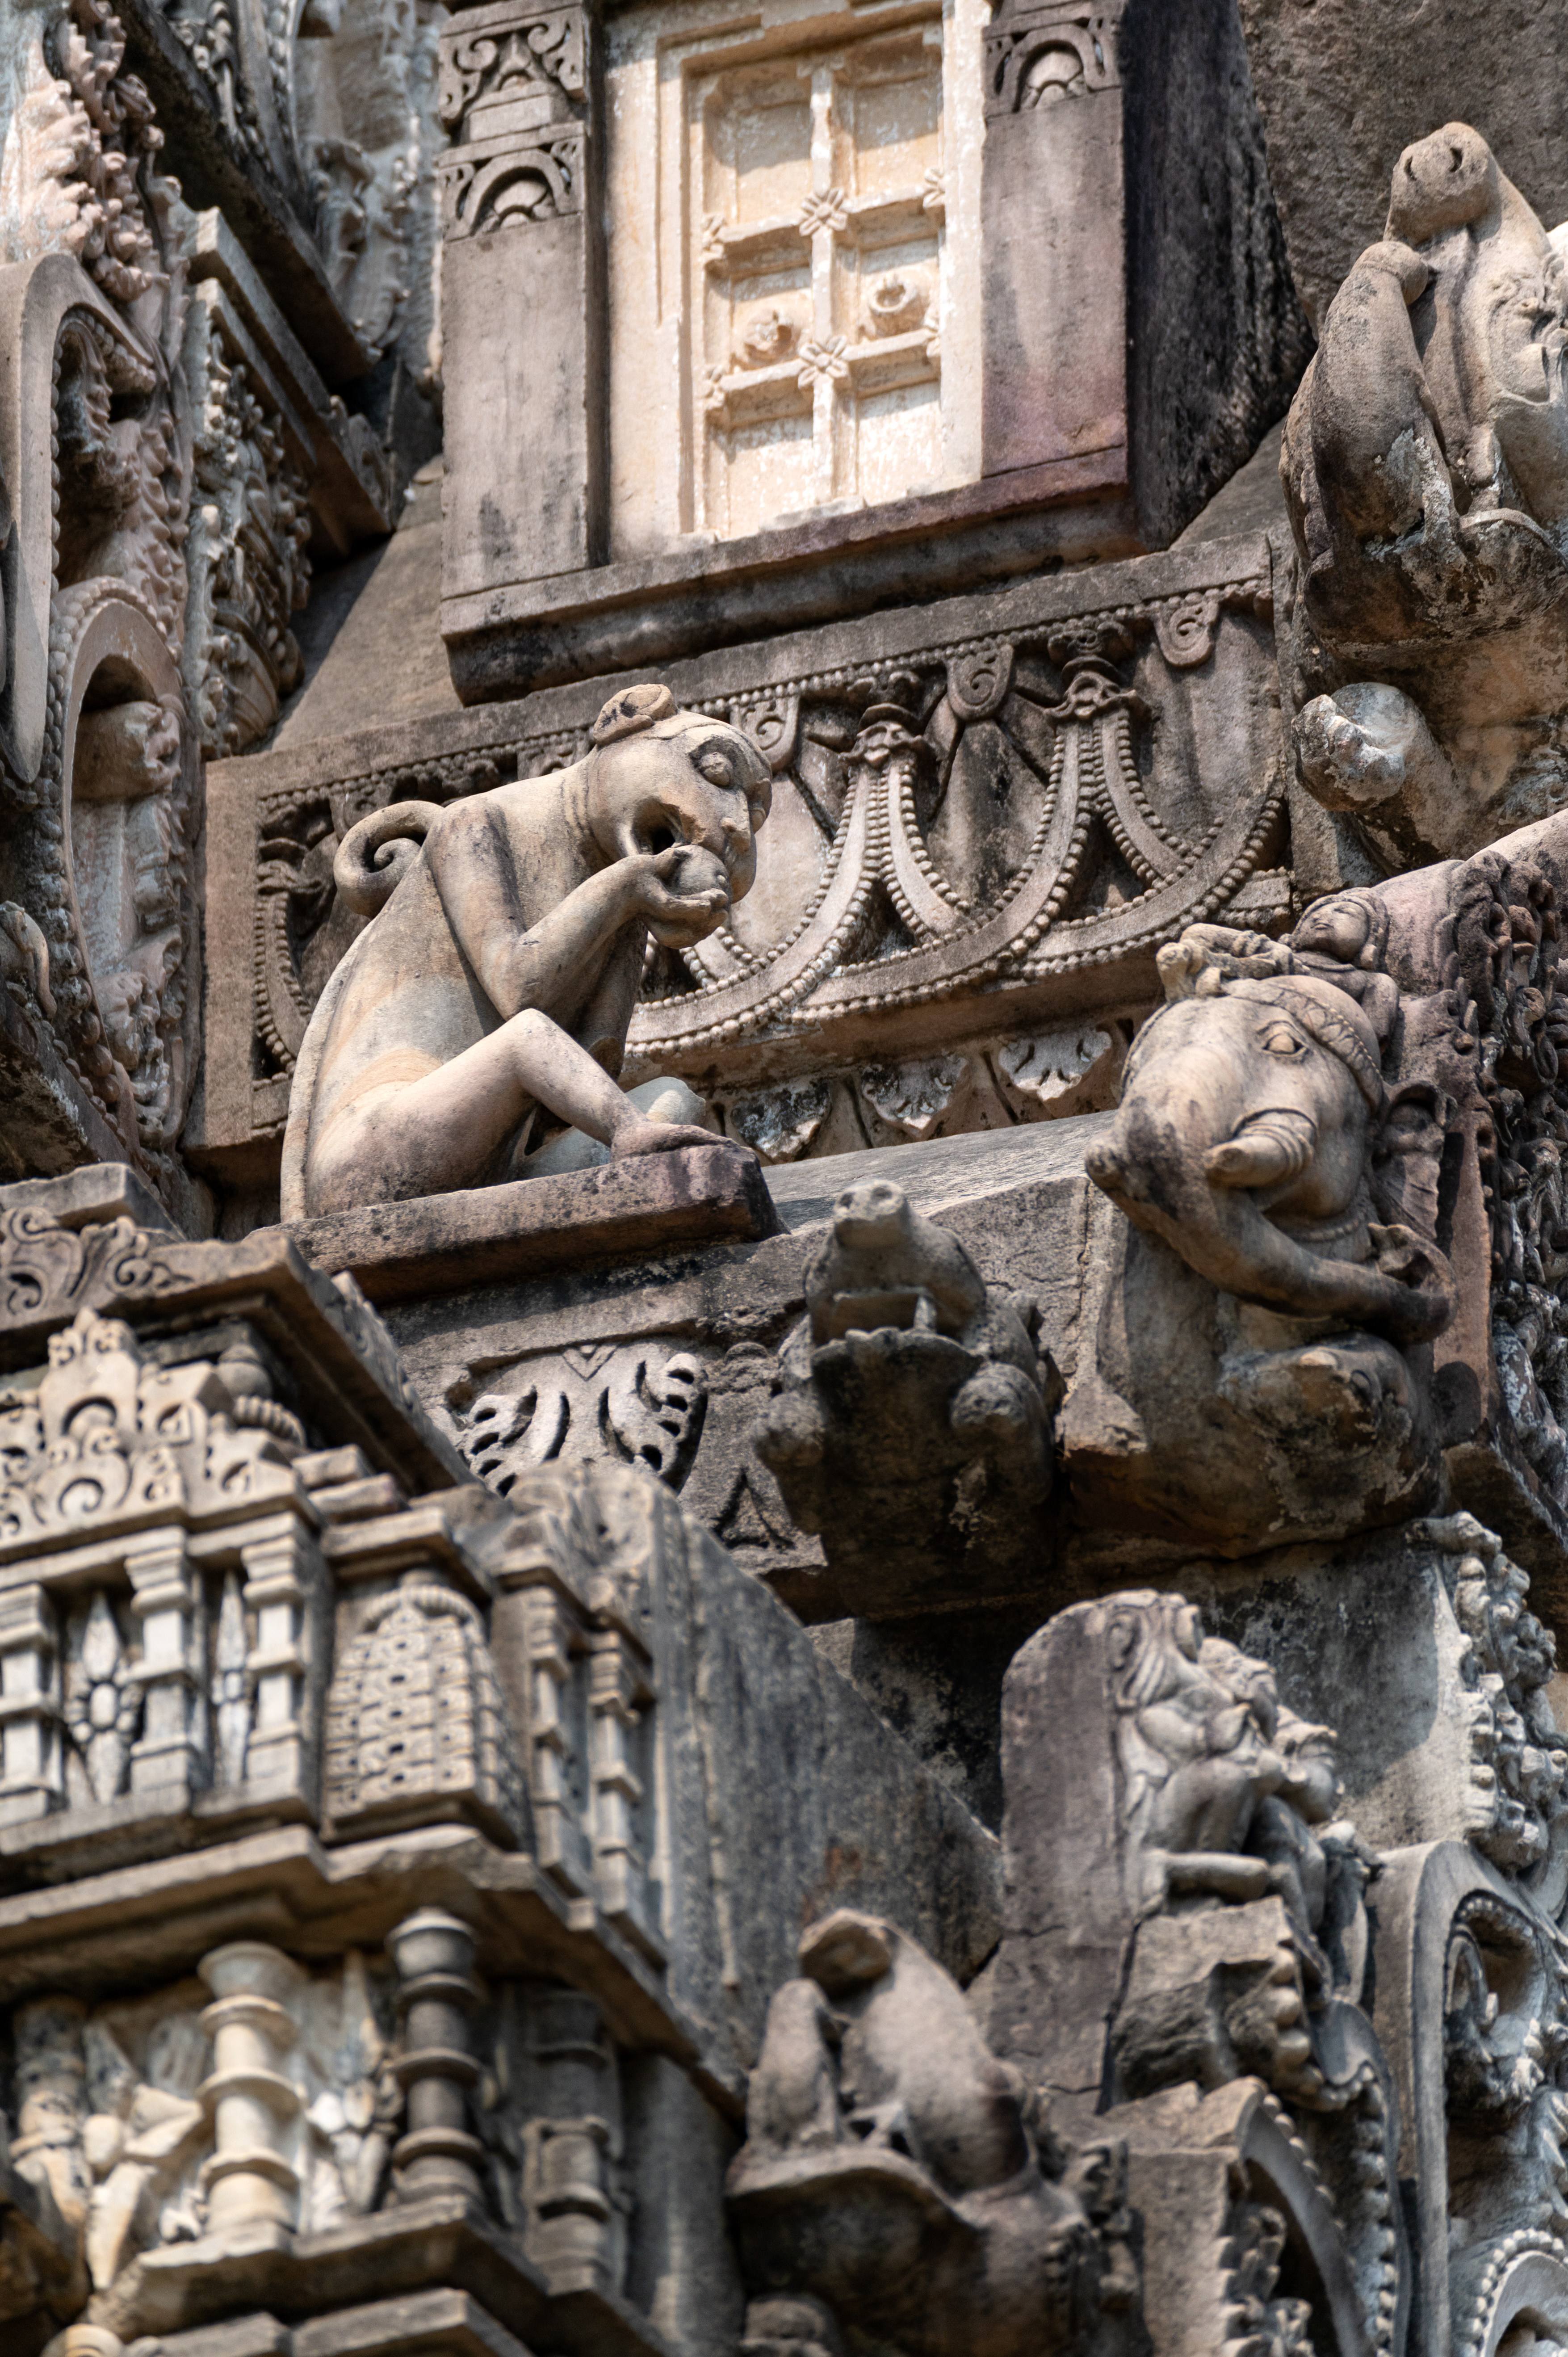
803;1180;989;1344
585;682;772;927
1087;933;1452;1340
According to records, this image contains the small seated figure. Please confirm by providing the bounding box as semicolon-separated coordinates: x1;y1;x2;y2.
729;1910;1141;2357
752;1179;1057;1613
281;684;771;1218
1283;122;1568;861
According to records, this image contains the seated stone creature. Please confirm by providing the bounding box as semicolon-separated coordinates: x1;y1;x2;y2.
281;683;772;1218
1283;122;1568;864
753;1179;1057;1613
728;1910;1142;2357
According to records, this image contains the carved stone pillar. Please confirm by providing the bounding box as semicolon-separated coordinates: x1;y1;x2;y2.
124;1535;203;1793
437;0;605;629
388;1907;487;2203
520;1988;621;2290
198;1940;306;2234
980;2;1128;481
504;1581;592;1895
587;1629;654;1945
977;0;1306;546
237;1526;322;1796
0;1583;61;1824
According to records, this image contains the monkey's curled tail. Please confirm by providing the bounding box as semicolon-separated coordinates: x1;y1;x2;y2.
334;801;442;916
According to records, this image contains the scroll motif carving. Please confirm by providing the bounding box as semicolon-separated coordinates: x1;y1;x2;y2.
982;2;1119;120
435;0;589;238
0;1308;293;1555
1151;588;1224;668
0;1308;328;1845
454;1344;707;1494
437;8;585;131
0;1209;183;1325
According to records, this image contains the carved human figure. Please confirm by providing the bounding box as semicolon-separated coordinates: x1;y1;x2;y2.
729;1909;1139;2357
1109;1595;1289;1916
1283;121;1568;861
281;683;771;1217
80;2014;206;2290
995;1592;1389;2140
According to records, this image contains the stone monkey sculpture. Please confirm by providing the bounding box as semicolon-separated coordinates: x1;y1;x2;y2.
1283;121;1568;865
281;683;772;1218
729;1910;1140;2357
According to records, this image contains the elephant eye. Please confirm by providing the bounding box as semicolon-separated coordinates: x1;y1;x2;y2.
696;749;736;787
1258;1023;1307;1058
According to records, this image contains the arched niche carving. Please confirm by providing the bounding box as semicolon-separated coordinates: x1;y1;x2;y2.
1371;1842;1568;2357
36;583;197;1158
0;256;164;784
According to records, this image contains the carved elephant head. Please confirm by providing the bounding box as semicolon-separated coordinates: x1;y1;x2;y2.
1086;957;1452;1342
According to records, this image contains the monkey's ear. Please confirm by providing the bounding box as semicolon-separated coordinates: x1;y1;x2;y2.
590;683;677;745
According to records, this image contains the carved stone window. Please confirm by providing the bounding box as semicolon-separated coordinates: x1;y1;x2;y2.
605;0;982;555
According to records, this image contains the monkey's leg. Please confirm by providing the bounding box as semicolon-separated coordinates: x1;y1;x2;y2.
304;1006;717;1213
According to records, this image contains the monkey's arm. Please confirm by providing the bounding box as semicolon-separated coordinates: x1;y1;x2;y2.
425;802;643;1022
427;803;725;1022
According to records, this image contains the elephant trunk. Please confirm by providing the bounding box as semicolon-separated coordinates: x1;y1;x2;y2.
1204;1108;1318;1188
1087;1100;1453;1342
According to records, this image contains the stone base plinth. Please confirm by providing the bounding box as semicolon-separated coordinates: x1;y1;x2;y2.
278;1145;781;1306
